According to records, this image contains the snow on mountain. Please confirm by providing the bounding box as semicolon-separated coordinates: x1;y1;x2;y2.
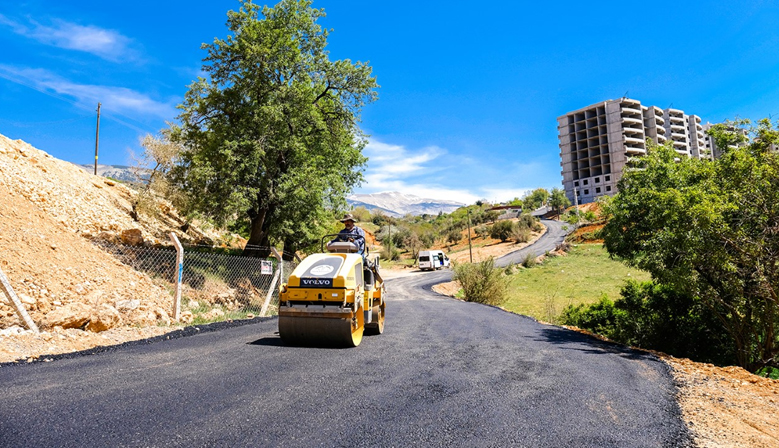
68;167;463;218
347;192;465;217
73;164;150;183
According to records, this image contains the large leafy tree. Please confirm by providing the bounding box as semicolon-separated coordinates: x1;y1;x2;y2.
169;0;378;257
548;187;570;218
601;121;779;372
522;188;550;212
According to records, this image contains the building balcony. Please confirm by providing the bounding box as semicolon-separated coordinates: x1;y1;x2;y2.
624;136;645;145
622;117;643;125
621;106;642;116
623;127;644;135
625;148;647;157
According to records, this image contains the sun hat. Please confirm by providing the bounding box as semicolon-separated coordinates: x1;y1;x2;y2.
340;213;356;222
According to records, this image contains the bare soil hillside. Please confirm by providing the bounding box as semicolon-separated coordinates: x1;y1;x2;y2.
0;133;231;360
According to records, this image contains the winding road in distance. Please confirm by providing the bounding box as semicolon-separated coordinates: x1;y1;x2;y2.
0;218;691;447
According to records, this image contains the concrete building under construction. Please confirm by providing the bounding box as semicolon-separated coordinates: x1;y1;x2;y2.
558;98;711;204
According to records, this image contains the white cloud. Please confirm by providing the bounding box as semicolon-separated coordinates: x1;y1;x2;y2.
480;188;533;203
0;65;176;119
363;141;445;181
358;138;548;205
0;14;136;61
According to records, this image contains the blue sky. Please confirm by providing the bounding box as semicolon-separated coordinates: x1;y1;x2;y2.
1;1;778;204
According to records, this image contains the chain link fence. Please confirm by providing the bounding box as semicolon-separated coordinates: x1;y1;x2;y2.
92;239;296;325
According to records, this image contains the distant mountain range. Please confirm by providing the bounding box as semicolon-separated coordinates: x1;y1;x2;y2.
73;164;150;183
347;192;465;217
75;165;464;217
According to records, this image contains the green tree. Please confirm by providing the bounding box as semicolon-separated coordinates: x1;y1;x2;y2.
489;220;515;242
548;188;570;218
601;123;779;372
446;229;462;245
508;197;523;207
169;0;378;257
705;118;750;156
521;188;550;212
350;206;372;223
483;209;500;223
403;232;423;258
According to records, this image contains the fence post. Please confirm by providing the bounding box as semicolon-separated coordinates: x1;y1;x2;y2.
0;267;40;334
169;232;183;322
259;248;284;317
271;248;284;283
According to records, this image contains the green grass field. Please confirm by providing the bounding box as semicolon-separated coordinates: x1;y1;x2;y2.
503;244;649;323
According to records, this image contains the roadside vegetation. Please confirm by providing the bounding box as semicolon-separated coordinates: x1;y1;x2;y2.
558;119;779;375
351;199;546;268
453;258;508;306
502;244;648;323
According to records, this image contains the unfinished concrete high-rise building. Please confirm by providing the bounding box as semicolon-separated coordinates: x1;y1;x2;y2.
558;98;710;204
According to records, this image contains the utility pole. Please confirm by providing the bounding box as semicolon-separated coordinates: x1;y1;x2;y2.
94;102;101;176
467;208;473;263
387;221;392;255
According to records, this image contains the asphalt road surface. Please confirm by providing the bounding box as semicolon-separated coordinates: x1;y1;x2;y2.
495;218;570;267
0;220;691;447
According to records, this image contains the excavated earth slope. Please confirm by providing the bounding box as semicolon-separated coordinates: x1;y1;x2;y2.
0;133;225;360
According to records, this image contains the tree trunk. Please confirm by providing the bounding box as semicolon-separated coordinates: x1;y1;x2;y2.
282;236;297;262
244;208;272;258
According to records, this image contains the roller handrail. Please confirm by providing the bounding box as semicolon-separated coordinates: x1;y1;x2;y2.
321;233;368;256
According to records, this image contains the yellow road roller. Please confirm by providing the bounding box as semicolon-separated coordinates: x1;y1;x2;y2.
278;234;385;347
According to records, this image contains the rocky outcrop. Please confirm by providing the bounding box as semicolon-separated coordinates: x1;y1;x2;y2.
44;303;92;329
121;229;144;246
86;304;122;332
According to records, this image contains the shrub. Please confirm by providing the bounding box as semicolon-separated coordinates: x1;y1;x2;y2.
381;246;400;261
474;225;489;239
421;232;436;247
452;258;508;306
372;213;388;226
350;206;372;222
517;213;537;230
446;229;462;245
489;220;515;242
512;226;531;243
560;280;736;365
562;212;579;225
560;295;621;338
521;252;537;268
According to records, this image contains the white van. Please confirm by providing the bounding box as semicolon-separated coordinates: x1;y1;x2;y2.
418;250;450;271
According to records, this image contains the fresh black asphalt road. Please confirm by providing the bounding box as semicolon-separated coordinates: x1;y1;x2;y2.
494;218;570;267
0;220;690;447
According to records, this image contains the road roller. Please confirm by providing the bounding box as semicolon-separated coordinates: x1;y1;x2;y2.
278;235;385;347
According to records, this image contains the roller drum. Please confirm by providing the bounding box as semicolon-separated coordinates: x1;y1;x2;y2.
279;313;364;347
365;301;385;335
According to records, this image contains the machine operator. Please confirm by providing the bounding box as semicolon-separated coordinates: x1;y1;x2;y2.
334;214;366;257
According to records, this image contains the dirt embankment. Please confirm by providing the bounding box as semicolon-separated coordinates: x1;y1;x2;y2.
0;133;228;362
